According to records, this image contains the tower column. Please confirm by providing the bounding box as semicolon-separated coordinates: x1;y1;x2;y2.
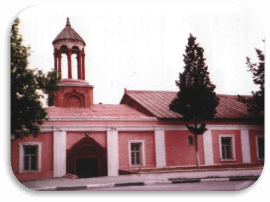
57;50;62;79
54;52;58;71
82;52;85;80
77;50;82;79
67;49;72;79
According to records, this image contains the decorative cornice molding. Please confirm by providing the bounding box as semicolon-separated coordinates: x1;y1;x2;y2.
48;116;158;122
40;124;264;132
60;84;94;88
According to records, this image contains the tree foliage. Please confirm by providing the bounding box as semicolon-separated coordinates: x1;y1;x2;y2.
11;17;60;139
169;34;219;166
170;34;219;124
237;46;264;119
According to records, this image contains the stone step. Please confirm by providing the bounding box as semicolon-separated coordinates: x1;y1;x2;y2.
63;174;79;179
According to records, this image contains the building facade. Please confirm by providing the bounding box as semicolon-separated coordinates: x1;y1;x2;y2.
11;18;264;181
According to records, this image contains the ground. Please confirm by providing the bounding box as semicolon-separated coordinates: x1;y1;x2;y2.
70;181;256;191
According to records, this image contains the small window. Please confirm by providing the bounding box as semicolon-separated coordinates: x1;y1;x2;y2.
128;141;145;166
18;142;42;173
187;135;193;146
221;137;232;159
257;136;264;160
131;143;142;165
23;145;38;171
219;135;235;161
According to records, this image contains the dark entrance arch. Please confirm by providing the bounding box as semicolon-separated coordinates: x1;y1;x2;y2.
67;136;107;178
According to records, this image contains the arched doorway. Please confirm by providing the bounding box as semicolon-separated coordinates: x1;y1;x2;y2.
66;136;107;178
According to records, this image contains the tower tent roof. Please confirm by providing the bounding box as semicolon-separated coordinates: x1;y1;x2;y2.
52;18;86;46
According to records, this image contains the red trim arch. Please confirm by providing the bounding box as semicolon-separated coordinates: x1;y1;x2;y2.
63;89;85;107
66;136;107;177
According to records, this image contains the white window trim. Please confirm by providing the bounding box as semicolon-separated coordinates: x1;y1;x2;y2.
18;142;42;173
128;140;146;167
256;135;264;161
218;135;236;161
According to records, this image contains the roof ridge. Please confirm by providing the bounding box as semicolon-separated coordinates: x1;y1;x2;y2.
126;89;176;93
217;94;252;97
126;90;252;97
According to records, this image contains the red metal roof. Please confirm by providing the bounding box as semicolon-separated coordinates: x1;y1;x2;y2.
47;90;255;120
121;90;254;119
46;104;151;118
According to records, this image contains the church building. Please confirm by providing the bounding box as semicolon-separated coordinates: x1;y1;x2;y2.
11;18;264;181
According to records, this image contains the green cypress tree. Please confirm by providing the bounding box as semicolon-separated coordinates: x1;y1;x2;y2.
11;17;60;139
169;34;219;167
237;45;264;120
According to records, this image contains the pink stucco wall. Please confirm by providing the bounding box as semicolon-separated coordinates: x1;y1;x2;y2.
249;130;264;163
211;130;243;165
11;133;53;181
165;130;205;167
118;131;156;169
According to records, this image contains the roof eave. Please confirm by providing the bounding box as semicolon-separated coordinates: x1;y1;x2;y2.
47;116;158;121
52;39;86;46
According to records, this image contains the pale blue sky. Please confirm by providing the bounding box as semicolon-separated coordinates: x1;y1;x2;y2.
18;5;265;104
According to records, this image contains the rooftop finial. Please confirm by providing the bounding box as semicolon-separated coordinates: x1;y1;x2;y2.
66;17;71;27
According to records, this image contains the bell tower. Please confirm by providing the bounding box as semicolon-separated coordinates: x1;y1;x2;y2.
51;18;94;107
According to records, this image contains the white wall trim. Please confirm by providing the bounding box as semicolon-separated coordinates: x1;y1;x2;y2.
18;142;42;173
203;130;214;165
128;140;146;167
241;129;251;163
207;125;263;130
154;129;166;168
107;129;119;176
40;124;263;132
53;131;66;177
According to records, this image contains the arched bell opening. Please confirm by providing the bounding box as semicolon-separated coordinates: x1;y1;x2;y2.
60;45;68;53
71;54;78;79
72;46;79;53
53;45;85;80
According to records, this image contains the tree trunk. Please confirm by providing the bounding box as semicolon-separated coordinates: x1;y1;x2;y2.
194;119;200;167
194;133;200;167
